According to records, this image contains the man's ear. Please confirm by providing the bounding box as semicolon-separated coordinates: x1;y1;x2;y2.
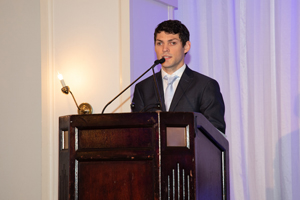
184;41;191;54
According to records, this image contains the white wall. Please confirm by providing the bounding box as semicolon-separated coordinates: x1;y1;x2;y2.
0;0;42;199
42;0;131;199
52;0;131;115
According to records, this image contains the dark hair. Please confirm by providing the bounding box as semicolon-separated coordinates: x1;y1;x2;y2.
154;20;190;47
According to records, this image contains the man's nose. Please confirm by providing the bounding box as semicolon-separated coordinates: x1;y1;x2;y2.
162;44;169;52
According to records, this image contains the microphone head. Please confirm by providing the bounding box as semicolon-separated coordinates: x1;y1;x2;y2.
154;57;165;65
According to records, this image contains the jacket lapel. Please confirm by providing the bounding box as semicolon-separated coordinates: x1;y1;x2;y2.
169;66;194;111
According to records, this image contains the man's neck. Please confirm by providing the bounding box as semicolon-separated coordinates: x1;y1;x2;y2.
162;63;185;75
161;64;186;78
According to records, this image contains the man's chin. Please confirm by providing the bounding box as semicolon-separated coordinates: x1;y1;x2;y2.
161;63;172;68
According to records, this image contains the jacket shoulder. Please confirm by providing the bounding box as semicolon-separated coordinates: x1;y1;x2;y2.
135;71;160;87
184;66;219;85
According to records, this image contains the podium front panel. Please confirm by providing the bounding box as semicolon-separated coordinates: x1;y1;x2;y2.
58;112;229;200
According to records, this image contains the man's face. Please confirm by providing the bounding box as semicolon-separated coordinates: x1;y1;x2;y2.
155;31;190;74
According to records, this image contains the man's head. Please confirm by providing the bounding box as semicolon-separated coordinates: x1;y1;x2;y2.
154;20;190;47
154;20;191;74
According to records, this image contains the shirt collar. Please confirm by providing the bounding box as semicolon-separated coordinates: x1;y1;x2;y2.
161;64;186;78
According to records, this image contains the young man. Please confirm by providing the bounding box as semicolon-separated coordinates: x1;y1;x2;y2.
131;20;226;133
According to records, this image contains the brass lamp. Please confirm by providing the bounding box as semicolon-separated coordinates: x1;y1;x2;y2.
58;73;93;115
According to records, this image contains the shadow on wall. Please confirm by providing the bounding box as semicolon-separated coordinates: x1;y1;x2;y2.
267;94;300;200
185;53;191;65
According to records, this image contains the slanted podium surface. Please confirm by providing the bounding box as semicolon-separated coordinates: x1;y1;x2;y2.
59;112;229;200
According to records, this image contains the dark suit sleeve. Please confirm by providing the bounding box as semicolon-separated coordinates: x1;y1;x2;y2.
131;84;145;112
199;79;226;133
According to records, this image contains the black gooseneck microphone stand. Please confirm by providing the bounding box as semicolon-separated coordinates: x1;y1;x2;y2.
101;58;165;114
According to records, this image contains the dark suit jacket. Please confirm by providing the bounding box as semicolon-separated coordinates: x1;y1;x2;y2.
131;66;226;133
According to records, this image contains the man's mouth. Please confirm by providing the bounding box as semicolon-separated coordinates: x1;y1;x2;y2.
163;55;171;60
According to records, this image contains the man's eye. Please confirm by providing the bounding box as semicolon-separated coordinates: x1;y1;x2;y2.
170;41;176;45
156;42;162;45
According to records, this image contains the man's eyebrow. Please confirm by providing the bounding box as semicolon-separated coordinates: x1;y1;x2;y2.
155;38;180;42
168;38;180;42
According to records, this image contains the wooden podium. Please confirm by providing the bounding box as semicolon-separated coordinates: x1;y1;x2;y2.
58;112;229;200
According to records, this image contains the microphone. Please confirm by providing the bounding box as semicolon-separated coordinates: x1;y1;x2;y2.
101;58;165;114
154;57;166;65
